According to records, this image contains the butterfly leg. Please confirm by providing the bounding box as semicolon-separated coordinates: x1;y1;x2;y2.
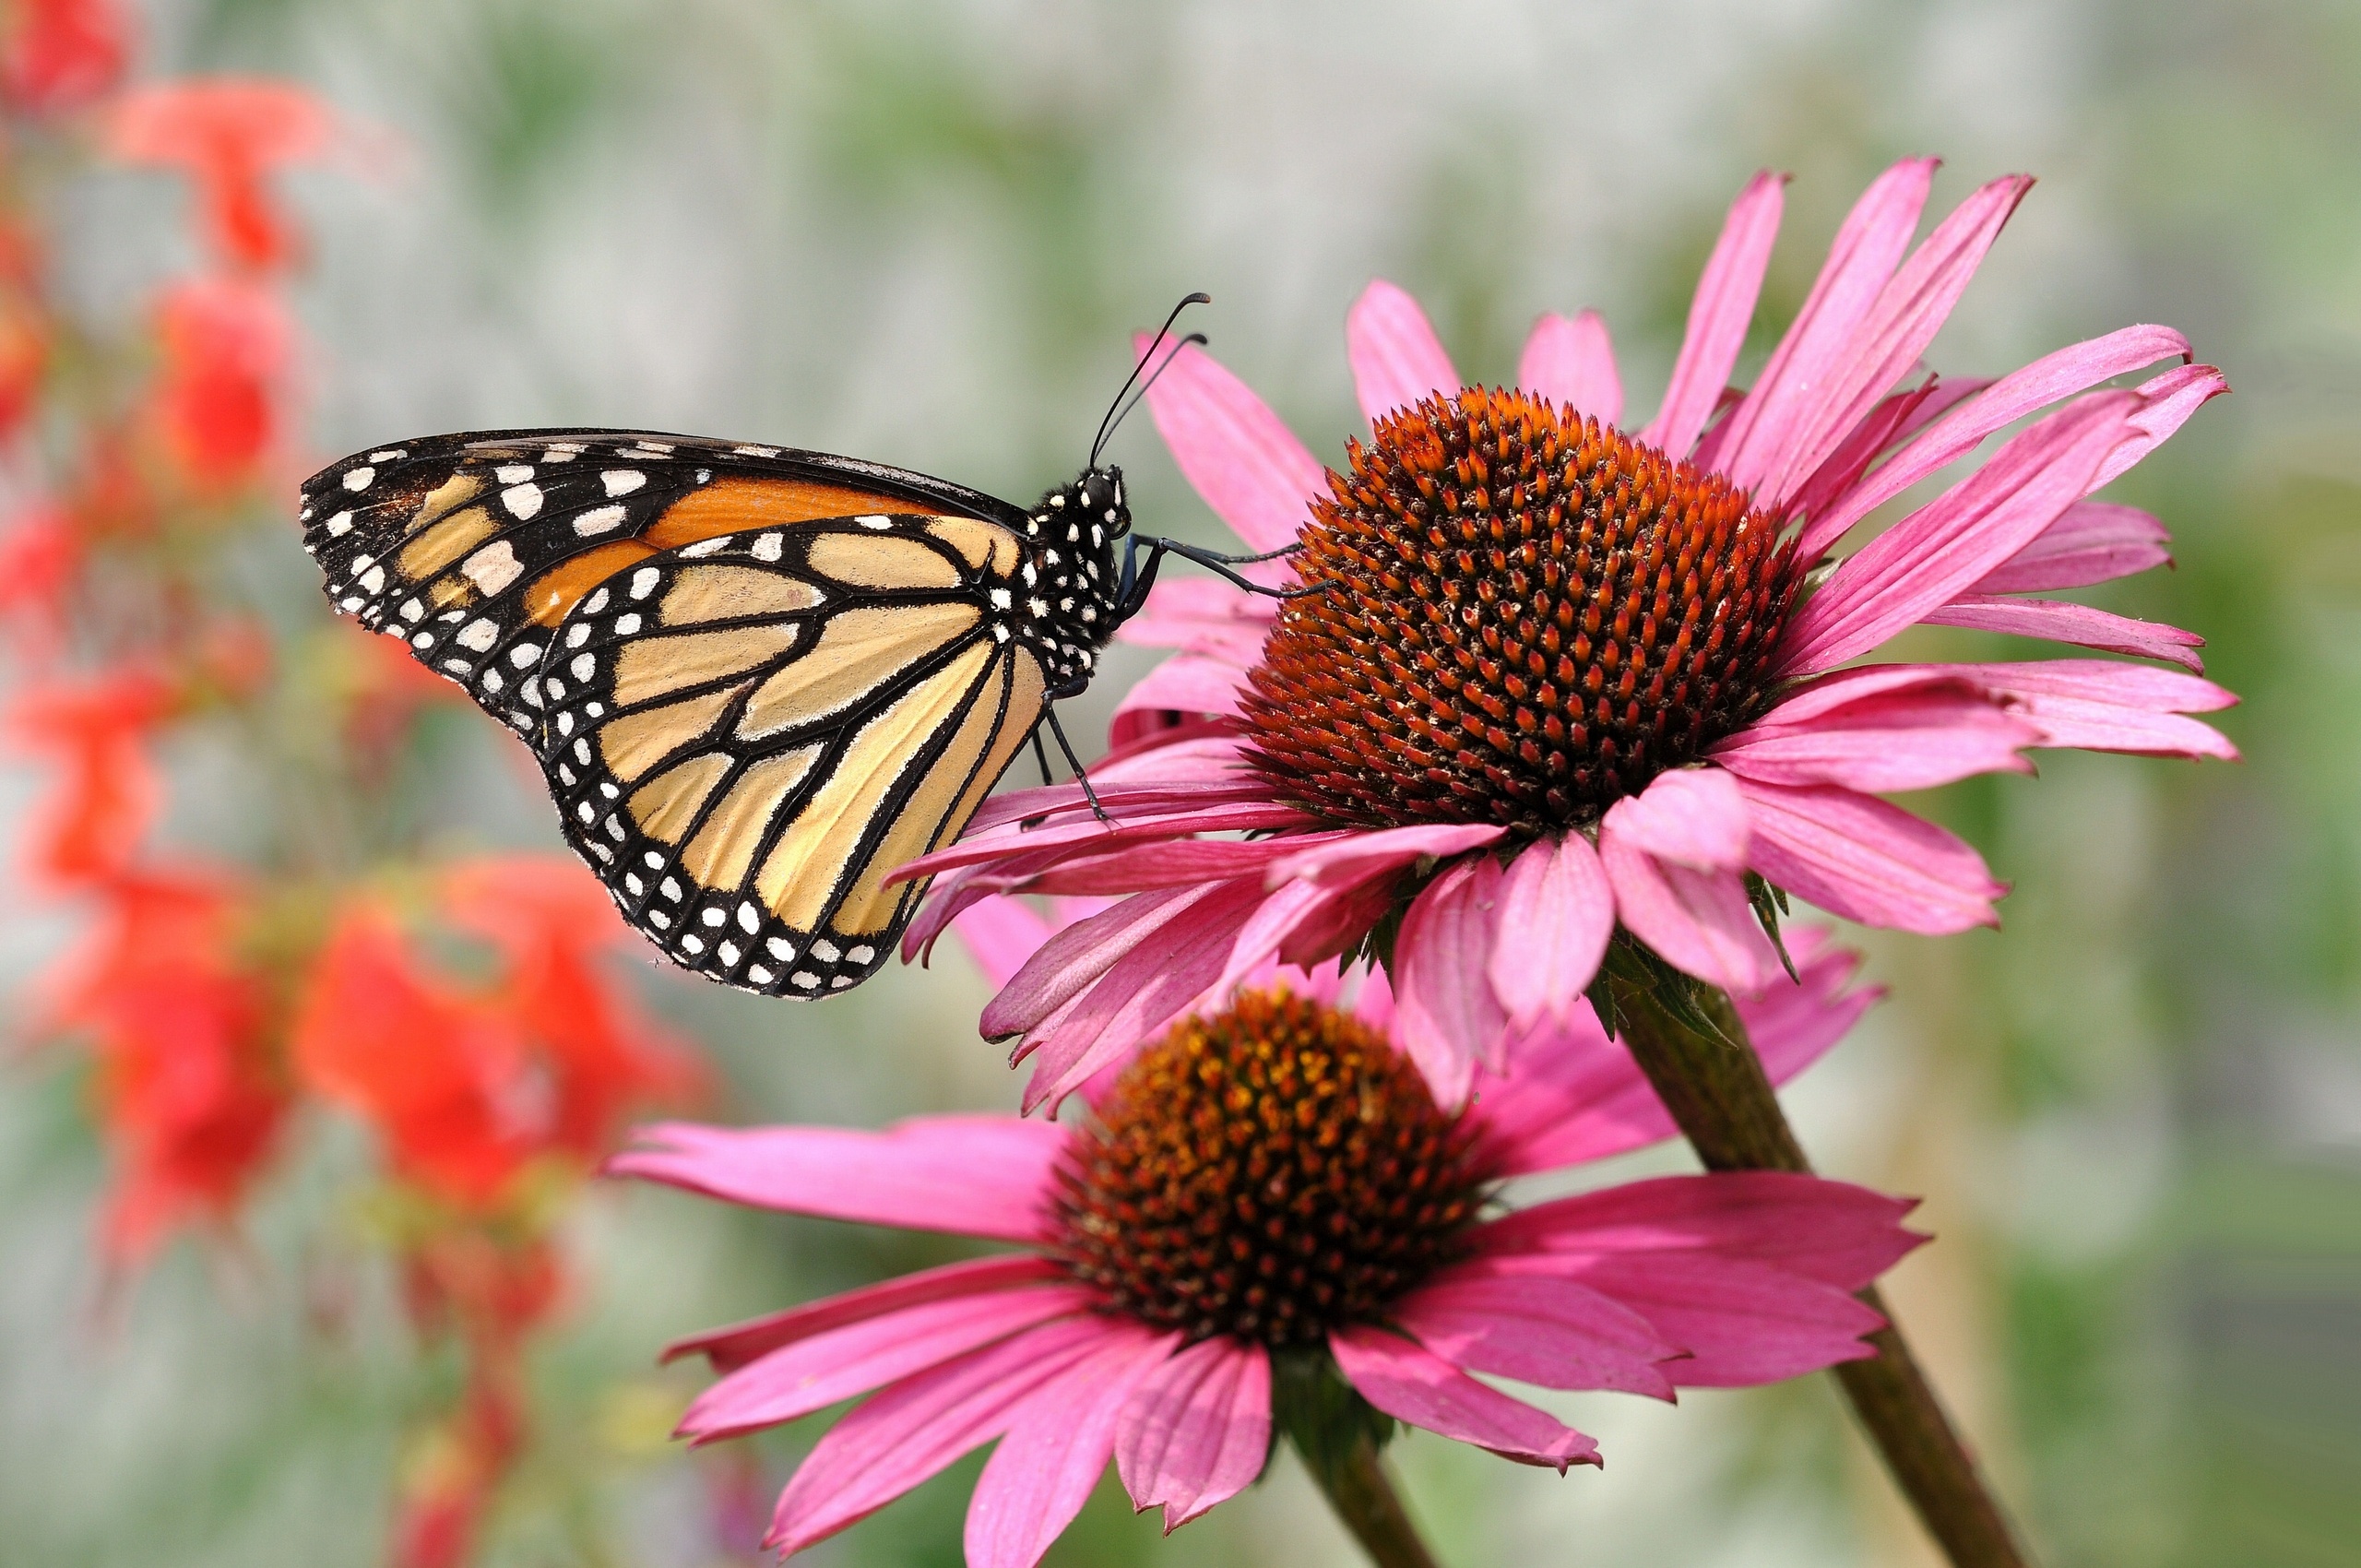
1120;536;1318;619
1038;696;1110;824
1031;727;1057;790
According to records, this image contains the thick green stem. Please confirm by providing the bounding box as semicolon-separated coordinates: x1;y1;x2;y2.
1599;940;2033;1568
1299;1431;1443;1568
1275;1350;1443;1568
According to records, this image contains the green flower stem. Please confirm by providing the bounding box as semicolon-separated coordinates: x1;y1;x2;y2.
1297;1429;1442;1568
1276;1350;1444;1568
1599;940;2033;1568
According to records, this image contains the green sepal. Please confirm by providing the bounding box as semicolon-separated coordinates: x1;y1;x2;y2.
1744;871;1799;984
1601;933;1745;1052
1272;1345;1395;1484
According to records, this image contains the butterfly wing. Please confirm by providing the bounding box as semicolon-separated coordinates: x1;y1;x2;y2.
298;430;1027;735
300;431;1049;994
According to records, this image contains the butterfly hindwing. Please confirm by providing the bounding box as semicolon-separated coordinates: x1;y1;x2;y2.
527;517;1047;995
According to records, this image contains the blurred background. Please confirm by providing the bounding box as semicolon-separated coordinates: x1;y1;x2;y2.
0;1;2354;1565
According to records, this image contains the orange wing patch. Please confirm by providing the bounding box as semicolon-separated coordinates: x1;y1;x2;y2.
647;478;947;550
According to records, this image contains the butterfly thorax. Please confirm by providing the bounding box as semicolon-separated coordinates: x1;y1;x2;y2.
1008;465;1129;689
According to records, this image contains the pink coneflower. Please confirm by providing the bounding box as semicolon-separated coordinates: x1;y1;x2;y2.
612;906;1913;1565
896;159;2238;1103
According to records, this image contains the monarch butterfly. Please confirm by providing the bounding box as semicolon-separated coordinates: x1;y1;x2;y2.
299;301;1278;998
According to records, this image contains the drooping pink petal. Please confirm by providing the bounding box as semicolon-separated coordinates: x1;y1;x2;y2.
1718;158;1938;501
1347;279;1462;424
1516;310;1623;426
1641;171;1786;457
1329;1326;1600;1470
766;1314;1116;1554
1116;1337;1273;1532
1392;1272;1681;1398
1138;337;1326;555
1767;174;2033;502
667;1253;1066;1373
1268;821;1507;887
1735;778;2004;934
1920;594;2206;671
1487;834;1613;1034
1969;500;2172;594
981;883;1220;1039
1022;837;1318;897
1474;1170;1924;1289
1777;390;2141;677
955;779;1301;848
1481;935;1874;1175
1597;825;1778;995
1934;659;2236;759
610;1117;1065;1242
1392;855;1509;1104
681;1284;1098;1443
1551;1253;1884;1385
1017;876;1272;1111
1214;873;1400;996
1106;656;1254;747
1597;767;1750;872
965;1324;1178;1568
2092;362;2228;490
952;897;1058;991
1796;323;2189;560
1710;687;2038;791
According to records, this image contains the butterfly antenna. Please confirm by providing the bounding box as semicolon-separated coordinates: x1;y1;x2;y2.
1090;291;1211;468
1097;332;1208;460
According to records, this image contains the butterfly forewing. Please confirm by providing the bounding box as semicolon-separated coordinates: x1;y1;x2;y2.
298;430;1065;996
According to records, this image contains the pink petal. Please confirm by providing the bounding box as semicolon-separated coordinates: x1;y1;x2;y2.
1766;174;2033;503
1796;323;2189;560
1777;390;2141;677
1921;594;2206;671
1480;932;1873;1175
1516;310;1623;426
1735;778;2004;934
1106;657;1257;745
1783;374;1988;528
1596;826;1778;996
1392;855;1510;1105
952;897;1057;991
1552;1253;1884;1385
1138;337;1326;554
1932;659;2236;759
1392;1272;1681;1398
1115;576;1276;657
1969;500;2171;594
1347;279;1462;423
1477;1170;1924;1289
965;1324;1178;1568
1017;877;1271;1111
766;1315;1116;1554
1641;171;1785;457
1486;834;1613;1034
1718;157;1938;501
1023;837;1314;897
682;1284;1097;1443
609;1117;1065;1243
1268;821;1507;887
1710;687;2039;791
1214;872;1401;996
1329;1326;1600;1470
1116;1337;1274;1531
982;883;1221;1038
667;1253;1066;1373
2094;362;2228;490
1597;767;1750;872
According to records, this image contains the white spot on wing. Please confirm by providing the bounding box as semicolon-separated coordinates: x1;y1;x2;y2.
462;540;523;595
629;567;661;600
495;465;533;484
751;533;783;563
574;505;628;536
343;467;374;491
601;469;647;497
457;619;498;651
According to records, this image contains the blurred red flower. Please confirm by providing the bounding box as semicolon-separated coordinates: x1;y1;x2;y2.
9;663;172;885
36;868;287;1266
292;862;697;1212
107;78;337;271
0;503;83;658
0;0;131;117
147;276;294;490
